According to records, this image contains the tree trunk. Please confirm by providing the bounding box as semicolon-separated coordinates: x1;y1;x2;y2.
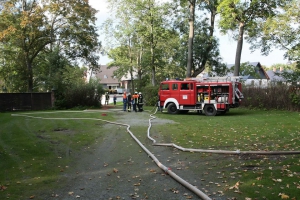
234;22;245;76
186;0;195;78
192;8;216;77
27;61;33;92
150;9;155;86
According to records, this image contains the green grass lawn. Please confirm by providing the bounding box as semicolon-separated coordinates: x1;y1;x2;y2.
0;108;299;199
0;111;115;199
153;108;300;199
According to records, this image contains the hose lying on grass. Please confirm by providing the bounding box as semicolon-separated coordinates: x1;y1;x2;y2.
12;111;212;200
147;108;300;155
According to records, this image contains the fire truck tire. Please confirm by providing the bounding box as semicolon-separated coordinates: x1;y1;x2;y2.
204;105;217;116
167;103;179;114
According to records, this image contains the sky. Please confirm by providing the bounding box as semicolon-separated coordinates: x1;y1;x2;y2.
91;0;287;67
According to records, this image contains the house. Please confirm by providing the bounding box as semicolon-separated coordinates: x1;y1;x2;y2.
120;71;138;92
91;65;138;93
92;65;121;90
199;62;270;87
266;67;289;83
239;62;270;87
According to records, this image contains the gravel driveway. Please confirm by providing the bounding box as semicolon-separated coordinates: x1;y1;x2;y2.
44;108;227;200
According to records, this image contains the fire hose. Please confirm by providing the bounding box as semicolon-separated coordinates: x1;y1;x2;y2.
13;108;300;199
12;111;211;200
147;108;300;155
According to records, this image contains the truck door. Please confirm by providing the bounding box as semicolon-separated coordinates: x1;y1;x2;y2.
179;82;194;105
159;82;170;104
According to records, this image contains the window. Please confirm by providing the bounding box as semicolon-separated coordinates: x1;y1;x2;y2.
181;83;189;90
172;83;178;90
104;75;108;79
161;83;169;90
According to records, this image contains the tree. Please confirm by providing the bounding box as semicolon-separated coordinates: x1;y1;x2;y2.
173;0;222;77
217;0;290;76
186;0;195;78
255;0;299;66
105;0;174;86
0;0;100;92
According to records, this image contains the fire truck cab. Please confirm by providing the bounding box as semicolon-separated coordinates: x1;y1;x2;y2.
159;77;244;116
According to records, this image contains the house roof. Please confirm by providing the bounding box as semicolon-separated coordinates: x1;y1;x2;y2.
121;71;138;81
198;61;270;80
227;62;270;80
93;65;120;85
265;69;294;82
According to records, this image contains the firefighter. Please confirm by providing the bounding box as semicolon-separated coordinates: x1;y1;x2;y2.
127;92;132;112
113;94;117;106
132;92;139;112
138;92;144;112
122;92;127;111
105;92;109;105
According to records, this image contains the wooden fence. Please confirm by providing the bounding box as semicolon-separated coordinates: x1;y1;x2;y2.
0;92;53;111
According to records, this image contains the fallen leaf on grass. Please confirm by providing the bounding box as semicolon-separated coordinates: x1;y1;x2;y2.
0;185;7;191
113;168;118;173
229;181;240;190
170;188;179;194
29;195;35;199
68;192;74;195
278;193;289;199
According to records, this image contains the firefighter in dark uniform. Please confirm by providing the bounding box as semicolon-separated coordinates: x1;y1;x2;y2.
127;92;132;112
138;92;144;112
105;92;109;105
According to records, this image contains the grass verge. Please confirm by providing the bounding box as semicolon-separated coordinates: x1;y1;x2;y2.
0;107;299;199
0;110;115;199
152;107;300;199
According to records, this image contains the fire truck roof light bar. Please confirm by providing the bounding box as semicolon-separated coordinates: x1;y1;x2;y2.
184;76;242;82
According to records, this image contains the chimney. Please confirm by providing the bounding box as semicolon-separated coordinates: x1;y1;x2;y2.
280;67;283;72
273;67;276;72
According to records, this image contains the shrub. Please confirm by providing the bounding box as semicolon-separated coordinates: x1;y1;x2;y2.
54;81;104;109
241;85;300;111
141;85;159;106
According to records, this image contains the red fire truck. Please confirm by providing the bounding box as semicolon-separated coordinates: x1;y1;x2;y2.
158;76;244;116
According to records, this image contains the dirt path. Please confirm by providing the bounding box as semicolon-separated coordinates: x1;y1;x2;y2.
44;108;227;200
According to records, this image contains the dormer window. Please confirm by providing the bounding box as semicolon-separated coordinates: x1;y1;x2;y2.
104;75;107;79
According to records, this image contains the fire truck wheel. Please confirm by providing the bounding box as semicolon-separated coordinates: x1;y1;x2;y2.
204;105;217;116
167;103;178;114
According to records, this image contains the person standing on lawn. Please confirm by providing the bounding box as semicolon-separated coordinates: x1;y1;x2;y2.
127;92;132;112
122;92;127;111
113;94;117;106
132;92;139;112
138;92;144;112
105;92;110;105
